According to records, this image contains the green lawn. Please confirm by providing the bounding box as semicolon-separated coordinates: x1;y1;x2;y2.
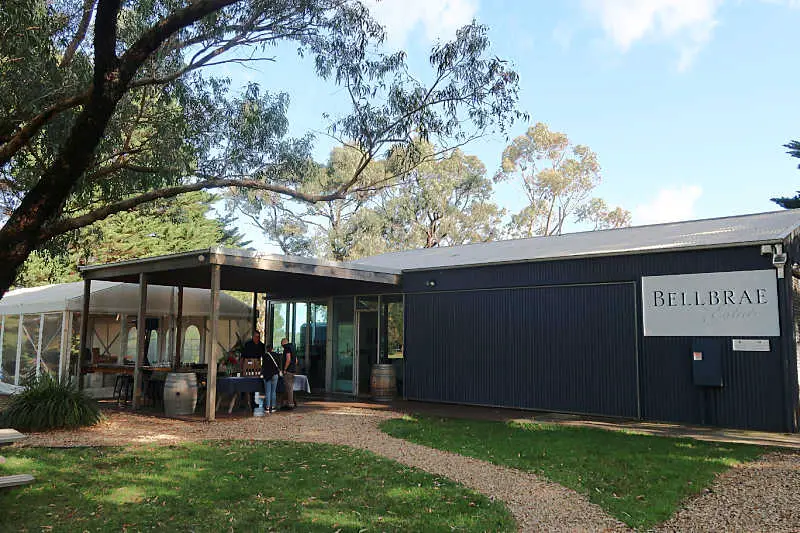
0;441;514;532
381;415;765;529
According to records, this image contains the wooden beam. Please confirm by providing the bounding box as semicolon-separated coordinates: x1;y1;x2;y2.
211;252;401;286
174;286;184;370
251;292;258;336
132;273;148;409
76;279;91;389
81;252;209;280
205;265;221;421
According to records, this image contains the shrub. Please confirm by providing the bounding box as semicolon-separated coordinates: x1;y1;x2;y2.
0;372;102;431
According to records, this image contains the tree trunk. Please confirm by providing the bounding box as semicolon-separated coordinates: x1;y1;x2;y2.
0;83;122;297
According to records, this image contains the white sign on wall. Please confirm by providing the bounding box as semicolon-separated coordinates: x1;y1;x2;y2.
642;270;780;337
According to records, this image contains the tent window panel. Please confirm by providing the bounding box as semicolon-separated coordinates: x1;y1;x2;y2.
125;326;137;363
1;316;19;384
41;314;63;376
91;319;121;364
182;325;201;364
146;330;159;365
20;315;40;380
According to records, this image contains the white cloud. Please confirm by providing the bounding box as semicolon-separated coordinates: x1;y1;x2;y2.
365;0;478;48
633;185;703;224
582;0;724;70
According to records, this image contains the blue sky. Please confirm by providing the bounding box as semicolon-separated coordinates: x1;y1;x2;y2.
218;0;800;249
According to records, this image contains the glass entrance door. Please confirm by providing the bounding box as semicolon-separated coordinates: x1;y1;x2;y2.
331;297;354;393
356;310;378;395
355;296;379;396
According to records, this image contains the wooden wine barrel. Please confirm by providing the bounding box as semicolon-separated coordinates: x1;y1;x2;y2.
163;372;198;417
370;364;396;402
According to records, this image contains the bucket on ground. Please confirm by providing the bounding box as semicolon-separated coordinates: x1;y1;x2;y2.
370;363;396;402
163;372;198;417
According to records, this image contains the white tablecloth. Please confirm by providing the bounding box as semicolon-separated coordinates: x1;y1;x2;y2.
291;374;311;393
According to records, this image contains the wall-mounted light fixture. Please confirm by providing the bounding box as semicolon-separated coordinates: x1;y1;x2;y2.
762;244;787;278
425;280;436;287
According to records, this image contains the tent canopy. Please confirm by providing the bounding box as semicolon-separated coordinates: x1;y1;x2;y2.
0;281;252;317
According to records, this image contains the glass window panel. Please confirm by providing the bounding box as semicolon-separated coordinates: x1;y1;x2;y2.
182;325;201;364
147;330;159;365
125;326;137;363
92;318;121;364
20;315;40;380
380;296;404;362
307;303;328;390
380;295;404;396
1;315;19;384
355;296;378;311
271;302;288;348
294;302;308;372
41;313;63;376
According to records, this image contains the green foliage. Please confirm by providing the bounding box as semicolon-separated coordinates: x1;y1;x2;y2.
1;0;522;296
499;122;630;237
353;141;504;257
0;371;102;431
381;416;764;529
14;191;246;287
771;140;800;208
242;141;505;260
0;441;515;532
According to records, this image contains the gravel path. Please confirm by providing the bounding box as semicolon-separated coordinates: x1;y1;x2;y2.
18;407;625;532
657;451;800;532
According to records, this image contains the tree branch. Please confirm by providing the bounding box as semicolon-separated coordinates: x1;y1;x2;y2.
40;177;346;240
0;91;89;167
60;0;97;68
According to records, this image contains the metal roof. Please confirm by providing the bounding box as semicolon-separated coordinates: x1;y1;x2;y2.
349;210;800;272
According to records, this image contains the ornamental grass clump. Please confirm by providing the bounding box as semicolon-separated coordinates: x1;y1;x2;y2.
0;371;102;431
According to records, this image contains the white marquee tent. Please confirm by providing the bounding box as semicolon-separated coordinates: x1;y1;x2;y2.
0;281;253;395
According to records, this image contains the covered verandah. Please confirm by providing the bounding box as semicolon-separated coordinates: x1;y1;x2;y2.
78;247;401;420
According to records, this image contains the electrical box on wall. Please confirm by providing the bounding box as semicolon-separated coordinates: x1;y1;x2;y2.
692;338;723;387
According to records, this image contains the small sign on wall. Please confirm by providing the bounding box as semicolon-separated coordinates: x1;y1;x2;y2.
732;339;771;352
642;270;780;337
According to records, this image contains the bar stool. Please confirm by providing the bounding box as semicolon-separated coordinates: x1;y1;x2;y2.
113;374;133;406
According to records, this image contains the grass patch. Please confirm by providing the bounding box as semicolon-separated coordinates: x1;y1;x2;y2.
381;416;765;529
0;441;513;532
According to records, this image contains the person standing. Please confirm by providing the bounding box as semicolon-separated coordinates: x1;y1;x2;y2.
280;338;297;409
262;344;281;414
241;331;266;408
242;331;266;360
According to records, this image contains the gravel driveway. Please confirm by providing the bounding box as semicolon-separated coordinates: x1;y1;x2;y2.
657;451;800;532
13;405;800;532
18;406;625;532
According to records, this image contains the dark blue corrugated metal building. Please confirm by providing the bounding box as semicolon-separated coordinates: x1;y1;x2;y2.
351;210;800;432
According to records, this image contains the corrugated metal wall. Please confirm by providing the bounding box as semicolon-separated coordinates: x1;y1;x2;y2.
405;283;639;418
402;245;795;431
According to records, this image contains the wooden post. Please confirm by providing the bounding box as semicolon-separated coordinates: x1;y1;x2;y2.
174;286;184;370
132;273;148;409
251;292;259;336
77;279;91;389
205;265;221;421
263;298;270;346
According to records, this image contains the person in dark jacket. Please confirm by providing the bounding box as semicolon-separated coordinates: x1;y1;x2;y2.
280;338;297;409
242;331;266;359
261;344;281;414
